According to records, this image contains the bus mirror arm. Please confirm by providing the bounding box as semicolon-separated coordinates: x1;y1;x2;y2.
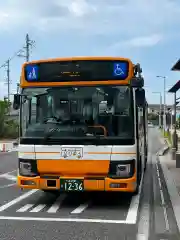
13;94;21;110
13;93;27;110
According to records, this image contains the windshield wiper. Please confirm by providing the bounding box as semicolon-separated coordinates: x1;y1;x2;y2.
43;116;61;123
43;127;58;141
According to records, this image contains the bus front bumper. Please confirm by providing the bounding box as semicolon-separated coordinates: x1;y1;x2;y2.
17;175;137;192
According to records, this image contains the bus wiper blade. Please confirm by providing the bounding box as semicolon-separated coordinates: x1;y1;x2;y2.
43;127;59;141
43;116;64;123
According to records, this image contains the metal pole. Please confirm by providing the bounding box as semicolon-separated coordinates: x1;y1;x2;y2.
172;92;177;160
160;93;162;128
152;91;162;128
6;59;10;115
17;33;35;62
163;76;166;134
26;34;30;62
7;60;10;104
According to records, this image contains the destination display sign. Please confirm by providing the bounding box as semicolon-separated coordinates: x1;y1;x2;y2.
24;60;130;82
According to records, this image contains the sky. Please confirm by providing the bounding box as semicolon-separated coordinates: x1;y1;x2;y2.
0;0;180;105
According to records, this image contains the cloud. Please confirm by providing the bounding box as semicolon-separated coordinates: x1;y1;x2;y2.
67;0;97;17
125;34;162;47
110;34;163;52
0;0;180;37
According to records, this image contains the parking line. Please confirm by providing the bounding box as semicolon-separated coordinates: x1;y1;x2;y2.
30;204;46;213
0;215;133;224
2;174;16;181
16;204;34;212
0;170;17;177
47;194;66;213
0;190;38;212
71;202;90;214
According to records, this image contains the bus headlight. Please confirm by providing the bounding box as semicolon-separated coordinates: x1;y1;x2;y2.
19;159;38;177
108;159;135;178
19;162;32;176
116;164;131;177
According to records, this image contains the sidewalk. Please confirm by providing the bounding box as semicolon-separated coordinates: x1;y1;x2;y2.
158;135;180;232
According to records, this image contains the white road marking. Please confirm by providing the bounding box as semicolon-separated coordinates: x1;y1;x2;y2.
0;170;17;177
0;183;16;188
2;174;16;181
160;189;165;205
0;215;134;224
71;202;90;214
0;173;17;188
126;172;144;224
157;176;162;189
156;162;170;231
47;194;66;213
16;204;34;212
159;155;180;233
30;204;46;213
0;190;38;212
136;203;150;240
136;154;152;240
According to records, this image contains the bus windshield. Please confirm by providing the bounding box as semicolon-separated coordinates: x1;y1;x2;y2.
20;86;134;145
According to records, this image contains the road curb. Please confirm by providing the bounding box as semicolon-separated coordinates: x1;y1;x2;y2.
158;139;169;156
158;153;180;233
158;136;180;234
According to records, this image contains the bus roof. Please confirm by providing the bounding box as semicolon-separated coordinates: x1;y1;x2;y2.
22;56;133;66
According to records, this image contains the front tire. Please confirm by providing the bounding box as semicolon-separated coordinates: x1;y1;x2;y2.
144;145;148;171
132;158;142;195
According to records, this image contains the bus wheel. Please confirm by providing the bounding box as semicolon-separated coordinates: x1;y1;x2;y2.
133;159;142;195
144;156;147;171
144;147;148;171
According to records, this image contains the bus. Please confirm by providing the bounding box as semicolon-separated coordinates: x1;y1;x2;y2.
13;56;148;195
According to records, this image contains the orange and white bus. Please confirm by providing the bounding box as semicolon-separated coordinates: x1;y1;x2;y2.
13;56;148;195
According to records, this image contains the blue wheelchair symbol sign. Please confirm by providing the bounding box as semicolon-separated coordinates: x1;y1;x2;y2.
26;65;38;81
113;62;128;78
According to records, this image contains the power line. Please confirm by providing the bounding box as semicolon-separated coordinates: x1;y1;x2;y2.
17;33;35;62
2;59;10;100
0;33;35;102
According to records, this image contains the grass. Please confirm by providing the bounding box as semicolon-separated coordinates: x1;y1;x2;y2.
160;129;172;146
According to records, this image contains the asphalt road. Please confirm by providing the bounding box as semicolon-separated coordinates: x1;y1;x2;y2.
0;128;179;240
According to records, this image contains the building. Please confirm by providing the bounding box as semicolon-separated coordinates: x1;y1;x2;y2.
148;104;180;114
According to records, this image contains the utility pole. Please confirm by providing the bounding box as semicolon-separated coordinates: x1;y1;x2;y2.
1;59;11;114
0;34;35;114
0;60;11;104
153;91;162;128
17;33;35;62
156;76;167;134
26;34;30;62
7;59;10;104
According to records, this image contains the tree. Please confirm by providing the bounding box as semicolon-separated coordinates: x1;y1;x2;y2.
0;100;10;137
0;100;18;139
148;113;159;121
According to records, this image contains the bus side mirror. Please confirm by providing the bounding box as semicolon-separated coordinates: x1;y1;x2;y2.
13;94;20;110
136;88;145;107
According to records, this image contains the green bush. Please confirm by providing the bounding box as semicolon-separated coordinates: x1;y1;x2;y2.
161;129;172;145
0;100;19;139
